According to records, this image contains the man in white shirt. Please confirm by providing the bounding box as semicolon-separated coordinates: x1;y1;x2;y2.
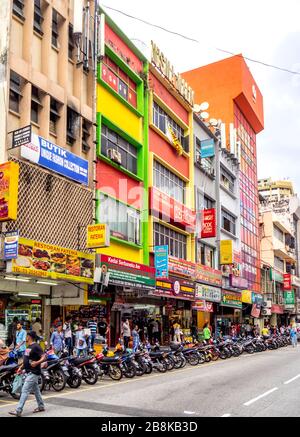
63;316;73;355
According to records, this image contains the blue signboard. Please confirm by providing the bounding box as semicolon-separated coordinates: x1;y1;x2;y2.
21;134;89;186
4;231;19;260
154;246;169;279
200;139;215;159
252;293;264;305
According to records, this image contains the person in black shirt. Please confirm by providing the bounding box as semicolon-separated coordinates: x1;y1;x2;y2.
98;317;108;344
9;331;46;417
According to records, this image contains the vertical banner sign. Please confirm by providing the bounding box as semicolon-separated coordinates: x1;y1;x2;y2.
0;162;19;221
200;139;215;158
154;246;169;279
4;231;19;260
220;240;233;265
201;209;216;238
283;274;292;290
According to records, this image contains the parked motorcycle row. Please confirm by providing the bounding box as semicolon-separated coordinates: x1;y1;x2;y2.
0;334;292;399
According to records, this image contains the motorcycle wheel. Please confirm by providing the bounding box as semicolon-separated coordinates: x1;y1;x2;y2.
246;347;255;354
145;362;153;374
219;351;227;359
124;365;136;379
186;352;200;366
156;360;167;373
165;357;175;371
67;375;82;389
136;362;147;376
197;352;206;364
211;352;219;361
83;368;98;385
108;365;123;381
52;369;67;392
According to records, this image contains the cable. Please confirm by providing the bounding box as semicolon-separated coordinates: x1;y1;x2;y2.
102;5;300;76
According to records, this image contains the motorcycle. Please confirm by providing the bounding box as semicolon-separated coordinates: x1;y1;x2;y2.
41;350;69;392
0;362;21;399
95;352;123;381
68;354;99;385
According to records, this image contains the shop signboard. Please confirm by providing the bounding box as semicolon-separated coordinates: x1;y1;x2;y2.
284;291;295;305
97;254;156;291
152;276;195;301
4;231;19;260
194;264;222;286
251;304;261;318
221;290;242;309
154;246;169;279
21;133;89;186
242;290;252;304
283;274;292;291
8;237;94;284
220;240;233;265
229;275;248;289
200;139;215;159
270;269;283;283
292;276;300;288
149;187;196;231
168;256;195;278
0;162;19;222
252;293;264;305
201;209;216;239
195;283;221;302
87;224;110;249
12;125;32;148
192;300;214;313
271;304;284;315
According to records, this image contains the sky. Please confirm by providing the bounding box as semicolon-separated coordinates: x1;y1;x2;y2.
102;0;300;195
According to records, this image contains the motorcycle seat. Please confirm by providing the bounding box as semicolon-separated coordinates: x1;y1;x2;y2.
0;363;18;372
71;357;90;366
183;348;196;353
101;357;120;363
149;352;163;358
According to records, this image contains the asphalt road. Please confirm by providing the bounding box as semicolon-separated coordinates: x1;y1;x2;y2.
1;345;300;417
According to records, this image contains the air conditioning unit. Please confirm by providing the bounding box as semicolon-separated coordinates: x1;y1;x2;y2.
262;309;272;316
261;301;267;308
107;148;122;165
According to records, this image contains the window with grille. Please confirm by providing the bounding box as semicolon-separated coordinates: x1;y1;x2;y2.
31;86;42;124
273;225;284;243
274;256;284;272
68;24;74;60
101;55;138;108
220;166;235;193
153;160;185;204
49;98;60;135
154;222;187;259
66;107;79;145
99;193;141;245
101;125;138;175
221;209;236;235
9;71;22;113
153;102;188;152
13;0;25;20
52;9;59;48
33;0;43;35
82;119;91;153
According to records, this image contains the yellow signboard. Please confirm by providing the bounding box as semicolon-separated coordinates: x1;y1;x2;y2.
0;161;19;221
10;238;94;284
87;224;110;249
242;290;252;304
220;240;233;265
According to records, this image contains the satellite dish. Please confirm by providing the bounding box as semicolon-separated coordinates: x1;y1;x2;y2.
193;104;202;113
199;102;209;111
209;118;218;127
200;112;209;120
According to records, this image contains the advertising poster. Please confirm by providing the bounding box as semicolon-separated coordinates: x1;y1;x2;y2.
201;209;216;239
220;240;233;265
4;231;19;260
154;246;169;279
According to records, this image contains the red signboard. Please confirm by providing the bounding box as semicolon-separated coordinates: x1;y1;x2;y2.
195;264;222;286
283;274;292;291
201;209;216;238
192;300;214;312
271;304;284;315
151;276;195;301
251;304;261;318
149;187;196;231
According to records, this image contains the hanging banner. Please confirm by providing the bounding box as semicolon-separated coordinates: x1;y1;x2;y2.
192;300;214;312
154;246;169;279
220;240;233;265
201;209;216;239
283;274;292;290
251;304;261;318
4;231;19;260
200;139;215;158
0;162;19;222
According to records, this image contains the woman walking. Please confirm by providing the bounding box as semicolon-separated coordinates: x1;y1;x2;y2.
122;319;131;350
132;325;140;352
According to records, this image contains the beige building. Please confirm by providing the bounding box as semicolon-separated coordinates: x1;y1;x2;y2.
0;0;97;338
258;178;294;202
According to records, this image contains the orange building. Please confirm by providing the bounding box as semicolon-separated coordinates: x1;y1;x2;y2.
183;55;264;293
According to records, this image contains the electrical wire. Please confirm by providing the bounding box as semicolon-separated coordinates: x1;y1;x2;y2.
102;5;300;76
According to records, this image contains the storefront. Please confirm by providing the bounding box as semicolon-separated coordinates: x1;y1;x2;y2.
217;290;242;335
242;290;264;328
270;304;285;326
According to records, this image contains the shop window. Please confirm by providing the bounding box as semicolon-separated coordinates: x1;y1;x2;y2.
221;209;236;236
153;102;188;152
31;86;42;124
220;166;235;194
82;118;91;153
66;107;79;145
52;9;59;48
68;24;74;60
153;160;185;204
102;55;137;109
101;125;138;174
33;0;44;35
13;0;25;20
49;97;61;135
154;222;187;259
9;71;22;114
99;194;141;245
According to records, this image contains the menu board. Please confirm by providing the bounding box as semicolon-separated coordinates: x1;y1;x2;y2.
9;238;94;284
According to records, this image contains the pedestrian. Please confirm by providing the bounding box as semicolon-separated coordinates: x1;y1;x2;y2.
122;319;131;350
75;324;88;357
7;317;18;347
173;320;181;343
190;321;198;342
290;325;297;348
261;325;270;339
9;331;45;417
98;317;109;344
15;321;27;360
50;323;65;356
87;316;98;351
203;322;211;343
63;316;73;356
132;325;140;352
246;322;252;337
152;319;159;343
32;318;42;338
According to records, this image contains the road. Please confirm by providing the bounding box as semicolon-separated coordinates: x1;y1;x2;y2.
1;345;300;417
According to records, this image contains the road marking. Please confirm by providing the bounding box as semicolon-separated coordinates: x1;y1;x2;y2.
284;374;300;385
184;411;195;415
243;387;278;406
221;413;231;417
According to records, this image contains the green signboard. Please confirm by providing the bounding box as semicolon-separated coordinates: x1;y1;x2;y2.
270;268;283;283
221;290;242;309
284;291;295;305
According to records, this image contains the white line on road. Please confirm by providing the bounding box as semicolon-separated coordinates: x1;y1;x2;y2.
184;411;196;415
243;387;278;406
221;413;231;417
284;374;300;385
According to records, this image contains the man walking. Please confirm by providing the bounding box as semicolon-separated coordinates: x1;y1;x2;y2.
63;316;73;356
87;316;98;351
15;322;27;360
9;331;45;417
